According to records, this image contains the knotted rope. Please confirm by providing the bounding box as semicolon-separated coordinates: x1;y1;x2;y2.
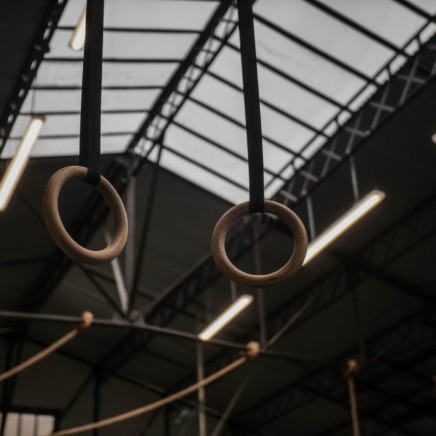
345;359;361;436
51;341;260;436
0;312;93;383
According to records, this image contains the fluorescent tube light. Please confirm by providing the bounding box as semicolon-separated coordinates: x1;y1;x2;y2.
0;117;44;211
199;295;253;341
303;190;385;265
69;10;86;51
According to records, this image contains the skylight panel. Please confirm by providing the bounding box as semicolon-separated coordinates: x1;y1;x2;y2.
208;47;339;130
2;135;131;159
36;61;176;87
254;0;393;76
175;100;248;159
101;89;161;111
20;89;160;114
191;74;246;125
259;105;313;154
166;124;252;189
232;24;366;104
257;66;338;129
11;113;142;139
318;0;426;46
48;30;196;61
408;0;436;14
59;0;218;31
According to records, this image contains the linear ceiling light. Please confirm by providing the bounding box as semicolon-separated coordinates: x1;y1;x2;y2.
69;10;86;51
303;190;385;265
0;117;45;212
199;294;253;341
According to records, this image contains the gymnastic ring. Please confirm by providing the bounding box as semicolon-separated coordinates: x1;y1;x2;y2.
42;165;128;264
211;200;308;288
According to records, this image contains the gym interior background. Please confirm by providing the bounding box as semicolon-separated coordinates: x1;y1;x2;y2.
0;0;436;435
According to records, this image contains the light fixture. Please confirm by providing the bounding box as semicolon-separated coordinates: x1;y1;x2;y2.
69;10;86;51
303;189;385;265
0;117;45;211
198;294;253;341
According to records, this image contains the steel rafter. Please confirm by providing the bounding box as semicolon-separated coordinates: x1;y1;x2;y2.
168;189;436;400
237;310;436;432
253;13;372;82
393;0;433;19
12;0;236;315
14;1;241;414
7;2;434;324
269;17;434;191
276;38;436;202
266;193;436;346
129;0;237;158
3;4;436;431
95;31;436;378
0;0;68;154
158;29;436;343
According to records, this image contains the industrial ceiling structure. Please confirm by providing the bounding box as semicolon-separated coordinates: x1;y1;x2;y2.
0;0;436;435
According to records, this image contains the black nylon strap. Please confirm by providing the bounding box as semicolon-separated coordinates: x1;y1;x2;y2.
79;0;104;186
237;0;264;214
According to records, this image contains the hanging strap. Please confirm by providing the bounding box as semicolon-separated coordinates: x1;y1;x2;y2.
237;0;264;214
79;0;104;186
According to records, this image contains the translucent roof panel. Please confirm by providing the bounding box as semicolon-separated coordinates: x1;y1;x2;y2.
2;0;220;159
317;0;428;46
208;48;338;128
230;25;366;104
59;0;218;30
36;61;177;87
3;0;435;206
21;89;160;113
254;0;395;76
48;29;196;60
164;0;435;204
409;0;436;13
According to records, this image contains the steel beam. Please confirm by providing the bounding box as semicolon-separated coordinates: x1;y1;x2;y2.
12;3;435;354
0;0;68;153
238;310;436;430
11;0;237;324
166;190;436;432
266;191;436;346
74;31;436;386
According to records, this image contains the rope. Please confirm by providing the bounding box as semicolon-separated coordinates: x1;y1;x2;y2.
345;359;361;436
0;312;93;383
51;341;260;436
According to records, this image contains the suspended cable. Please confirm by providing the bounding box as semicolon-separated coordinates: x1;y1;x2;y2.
345;359;361;436
51;341;260;436
0;312;93;383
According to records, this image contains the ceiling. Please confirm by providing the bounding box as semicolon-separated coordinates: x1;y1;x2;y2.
0;1;435;436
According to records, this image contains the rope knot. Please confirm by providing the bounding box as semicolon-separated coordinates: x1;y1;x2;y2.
242;341;260;359
78;311;94;332
345;358;359;379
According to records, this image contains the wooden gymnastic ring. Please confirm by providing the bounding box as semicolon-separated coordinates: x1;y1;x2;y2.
42;165;128;264
211;200;307;288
